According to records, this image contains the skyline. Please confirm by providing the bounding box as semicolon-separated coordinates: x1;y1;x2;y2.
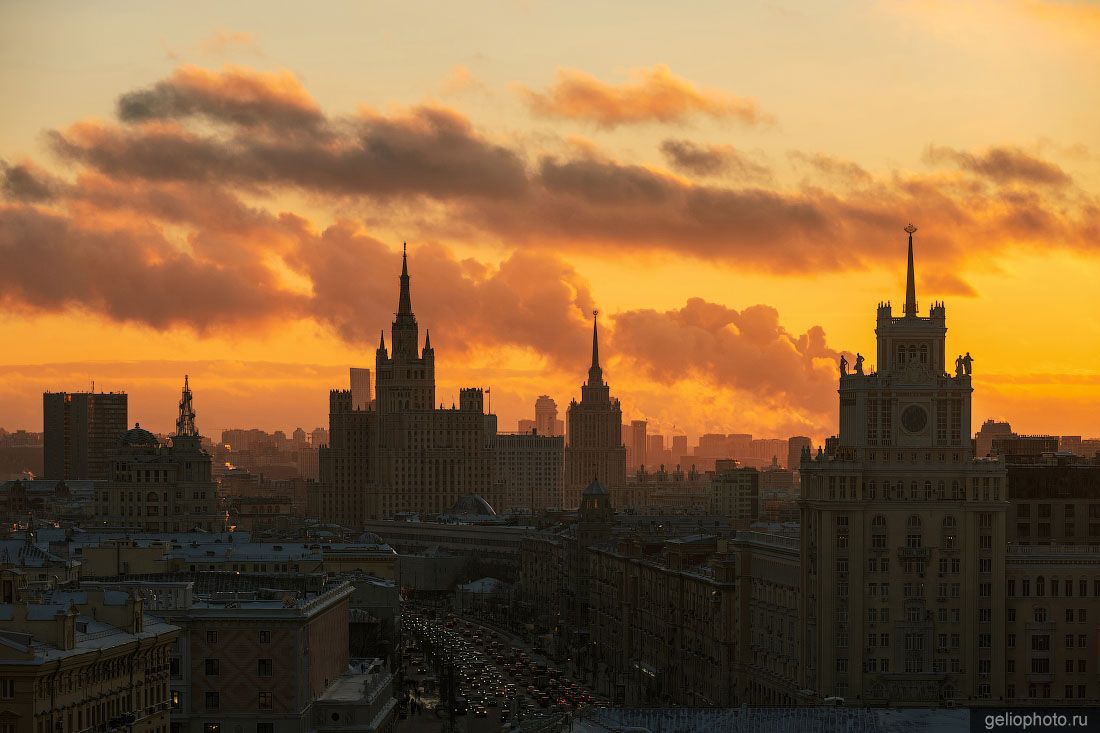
2;1;1099;441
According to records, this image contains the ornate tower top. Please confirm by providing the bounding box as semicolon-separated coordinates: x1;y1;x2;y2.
396;241;414;322
175;374;197;438
588;310;603;386
904;223;918;317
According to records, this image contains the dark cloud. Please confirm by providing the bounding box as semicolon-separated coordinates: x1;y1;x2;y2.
924;145;1072;186
117;65;323;131
1;161;64;202
52;103;528;200
0;204;300;329
659;139;771;180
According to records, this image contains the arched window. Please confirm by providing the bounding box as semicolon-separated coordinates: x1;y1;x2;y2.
1036;576;1045;596
145;491;157;503
908;345;917;362
910;481;919;500
919;344;928;364
937;480;946;500
867;481;877;500
924;481;933;500
906;515;923;548
951;480;962;500
897;344;907;364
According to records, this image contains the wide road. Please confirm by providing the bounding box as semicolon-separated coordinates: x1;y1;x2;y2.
396;605;598;733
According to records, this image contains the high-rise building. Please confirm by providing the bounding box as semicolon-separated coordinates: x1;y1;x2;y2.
788;436;812;473
631;419;648;471
671;435;688;466
518;419;537;433
495;432;564;511
799;226;1007;704
974;419;1014;458
95;376;223;532
709;460;759;522
43;390;128;481
310;427;328;448
535;395;563;436
319;246;497;523
564;313;626;509
350;367;372;411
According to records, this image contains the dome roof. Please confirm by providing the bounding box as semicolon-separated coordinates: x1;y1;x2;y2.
582;479;609;497
356;531;385;545
450;494;496;516
120;423;159;449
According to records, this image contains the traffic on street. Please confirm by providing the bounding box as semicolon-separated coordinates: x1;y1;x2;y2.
396;605;606;731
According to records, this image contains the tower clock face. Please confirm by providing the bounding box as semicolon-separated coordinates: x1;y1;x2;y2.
901;404;928;433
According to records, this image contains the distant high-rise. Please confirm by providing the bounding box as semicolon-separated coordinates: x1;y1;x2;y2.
631;419;647;470
495;432;564;511
671;434;688;465
310;427;328;448
974;419;1013;458
43;390;127;481
564;312;626;508
788;436;812;472
534;395;563;436
350;367;372;411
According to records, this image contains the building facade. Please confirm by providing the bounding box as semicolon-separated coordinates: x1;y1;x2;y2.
799;227;1008;705
494;431;564;512
319;247;497;525
564;315;626;509
0;570;178;733
95;378;223;533
43;390;128;481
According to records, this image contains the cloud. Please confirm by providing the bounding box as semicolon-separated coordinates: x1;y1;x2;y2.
610;298;842;431
659;139;771;180
1;161;64;202
924;144;1072;186
441;64;488;95
117;65;322;130
519;65;770;128
789;151;872;186
0;204;301;329
53;101;528;200
199;30;261;55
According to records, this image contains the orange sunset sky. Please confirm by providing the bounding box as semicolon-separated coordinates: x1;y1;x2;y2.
1;0;1099;444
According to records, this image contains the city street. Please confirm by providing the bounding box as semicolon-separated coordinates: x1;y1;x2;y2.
396;605;597;733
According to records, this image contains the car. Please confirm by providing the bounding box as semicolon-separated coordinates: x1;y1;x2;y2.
486;698;499;708
474;706;488;718
416;667;428;674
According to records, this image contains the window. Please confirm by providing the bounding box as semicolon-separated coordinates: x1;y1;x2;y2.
257;726;274;733
258;659;273;677
205;658;220;676
0;679;12;698
906;515;923;548
259;691;273;709
259;630;271;643
207;630;218;644
205;691;220;709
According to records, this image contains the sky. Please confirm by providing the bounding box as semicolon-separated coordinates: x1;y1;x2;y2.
1;0;1099;444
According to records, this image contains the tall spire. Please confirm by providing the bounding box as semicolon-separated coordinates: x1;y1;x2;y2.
378;330;386;350
424;329;431;350
175;374;197;437
588;310;603;385
397;241;413;317
904;223;918;317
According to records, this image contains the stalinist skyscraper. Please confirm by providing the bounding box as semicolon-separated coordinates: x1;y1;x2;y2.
799;226;1007;705
563;313;626;508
